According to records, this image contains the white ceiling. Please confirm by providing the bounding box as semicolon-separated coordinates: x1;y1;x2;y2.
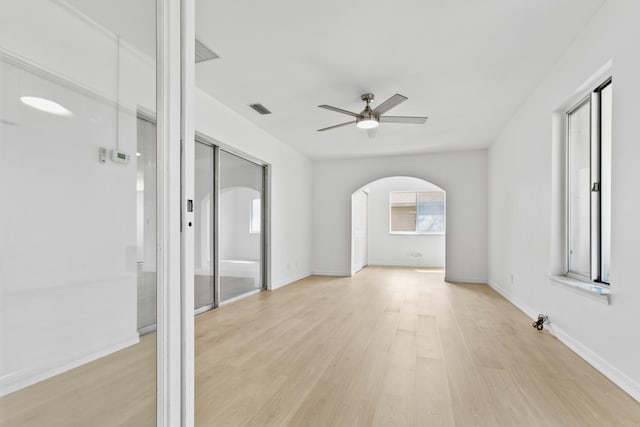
65;0;607;160
195;0;606;159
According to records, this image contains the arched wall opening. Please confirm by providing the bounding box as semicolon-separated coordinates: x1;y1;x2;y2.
312;152;487;283
351;176;446;275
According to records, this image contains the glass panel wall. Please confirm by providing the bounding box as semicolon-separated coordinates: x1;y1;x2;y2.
194;142;215;310
219;150;264;303
0;0;158;425
137;115;157;332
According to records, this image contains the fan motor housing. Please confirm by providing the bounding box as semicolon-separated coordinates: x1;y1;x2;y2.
361;93;375;103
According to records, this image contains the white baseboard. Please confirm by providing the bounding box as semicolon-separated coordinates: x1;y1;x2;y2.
270;272;311;290
311;270;350;277
444;276;487;284
488;281;539;320
548;323;640;403
488;281;640;404
0;334;140;397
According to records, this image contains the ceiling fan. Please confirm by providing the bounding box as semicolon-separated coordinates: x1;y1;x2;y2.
317;93;428;132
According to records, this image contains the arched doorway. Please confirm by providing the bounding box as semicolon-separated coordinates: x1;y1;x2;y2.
350;176;446;275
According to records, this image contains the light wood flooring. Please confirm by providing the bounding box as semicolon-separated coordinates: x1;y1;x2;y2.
3;267;640;426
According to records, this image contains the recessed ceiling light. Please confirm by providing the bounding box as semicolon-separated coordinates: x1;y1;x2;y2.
136;152;142;157
20;96;72;116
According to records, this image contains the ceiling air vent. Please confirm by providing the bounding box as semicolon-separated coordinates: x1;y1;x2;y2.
195;39;219;63
249;103;272;115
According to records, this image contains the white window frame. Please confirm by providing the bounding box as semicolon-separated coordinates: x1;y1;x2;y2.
565;77;611;286
388;190;446;235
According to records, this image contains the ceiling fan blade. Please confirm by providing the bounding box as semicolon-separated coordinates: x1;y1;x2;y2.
373;93;408;115
317;120;355;132
380;116;428;124
318;104;360;117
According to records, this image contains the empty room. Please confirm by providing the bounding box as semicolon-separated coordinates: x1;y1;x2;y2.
1;0;640;426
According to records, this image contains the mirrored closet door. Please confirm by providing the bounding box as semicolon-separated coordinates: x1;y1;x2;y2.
193;139;267;311
218;149;265;303
194;141;216;312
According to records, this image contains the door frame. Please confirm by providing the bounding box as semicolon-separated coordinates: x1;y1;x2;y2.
195;132;271;306
351;188;369;275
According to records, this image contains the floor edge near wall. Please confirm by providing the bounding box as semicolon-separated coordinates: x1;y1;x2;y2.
444;276;487;284
0;334;140;397
310;271;351;277
270;273;313;291
487;281;640;404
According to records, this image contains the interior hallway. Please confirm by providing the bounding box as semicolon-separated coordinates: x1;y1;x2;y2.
3;267;640;426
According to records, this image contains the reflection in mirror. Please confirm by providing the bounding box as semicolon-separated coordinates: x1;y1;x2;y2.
0;1;157;425
219;150;265;303
194;142;215;311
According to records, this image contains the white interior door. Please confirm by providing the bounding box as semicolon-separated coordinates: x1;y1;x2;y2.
352;190;369;274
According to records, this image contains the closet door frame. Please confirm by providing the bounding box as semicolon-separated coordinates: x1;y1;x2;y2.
195;132;271;306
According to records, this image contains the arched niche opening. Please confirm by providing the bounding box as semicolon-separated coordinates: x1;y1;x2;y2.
350;176;446;275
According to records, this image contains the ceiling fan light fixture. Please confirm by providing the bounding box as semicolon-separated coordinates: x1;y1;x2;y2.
356;116;379;129
317;93;427;133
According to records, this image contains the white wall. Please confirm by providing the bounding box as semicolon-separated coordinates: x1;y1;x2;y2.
313;150;487;282
488;0;640;401
366;177;445;268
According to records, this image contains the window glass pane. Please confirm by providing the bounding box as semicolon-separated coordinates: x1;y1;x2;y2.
417;192;445;232
600;83;612;283
390;192;417;232
568;100;591;277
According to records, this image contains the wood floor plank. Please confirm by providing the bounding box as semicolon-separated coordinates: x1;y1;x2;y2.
414;356;455;427
371;330;417;426
2;267;640;427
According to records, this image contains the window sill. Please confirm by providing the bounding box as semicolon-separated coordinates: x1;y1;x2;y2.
389;231;445;236
549;275;610;305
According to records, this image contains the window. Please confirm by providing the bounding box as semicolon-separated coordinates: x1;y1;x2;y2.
389;191;445;234
567;78;611;284
250;198;261;234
